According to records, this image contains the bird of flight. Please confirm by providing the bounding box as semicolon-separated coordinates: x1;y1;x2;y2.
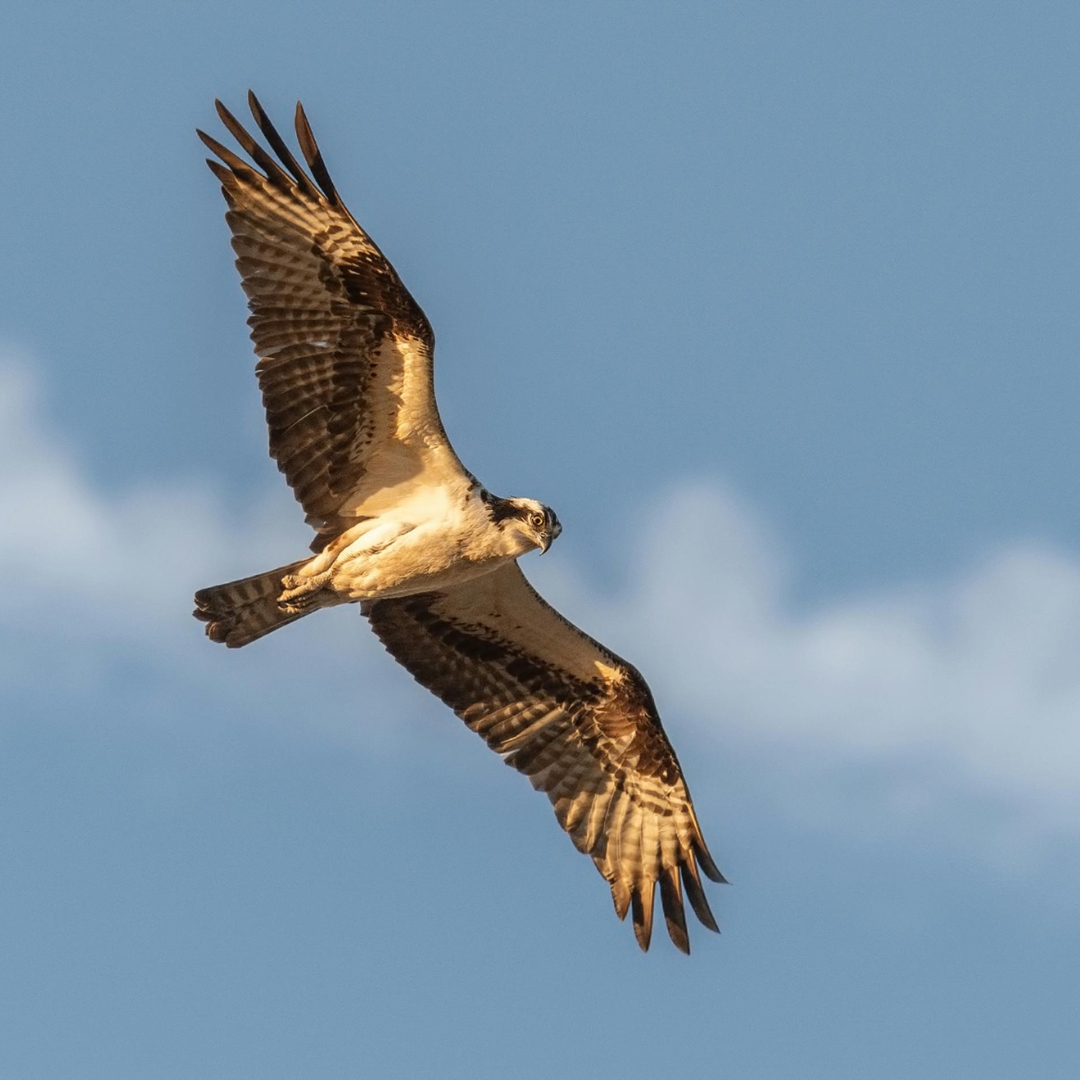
193;93;724;952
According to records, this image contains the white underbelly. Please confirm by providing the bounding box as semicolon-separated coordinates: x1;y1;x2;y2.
324;504;501;601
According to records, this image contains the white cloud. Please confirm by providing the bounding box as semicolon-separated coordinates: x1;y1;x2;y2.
0;361;295;618
0;358;408;746
2;359;1078;853
536;483;1080;851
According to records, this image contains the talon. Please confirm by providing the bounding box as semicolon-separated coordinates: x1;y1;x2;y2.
278;570;332;611
279;587;323;615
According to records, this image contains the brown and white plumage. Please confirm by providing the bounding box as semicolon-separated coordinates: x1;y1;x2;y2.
194;94;723;952
366;564;724;952
198;94;469;548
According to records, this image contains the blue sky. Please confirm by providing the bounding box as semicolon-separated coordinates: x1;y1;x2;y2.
1;2;1078;1077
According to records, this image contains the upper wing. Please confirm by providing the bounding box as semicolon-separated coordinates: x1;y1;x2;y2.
365;562;725;953
199;93;471;549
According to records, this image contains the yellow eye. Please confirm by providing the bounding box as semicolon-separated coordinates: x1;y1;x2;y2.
530;513;545;529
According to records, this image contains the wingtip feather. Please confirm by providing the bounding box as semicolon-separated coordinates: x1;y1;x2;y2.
214;97;237;129
211;95;295;189
197;128;257;180
681;861;720;934
204;158;235;188
630;882;655;952
245;92;319;197
695;840;727;884
294;100;340;205
196;127;222;154
610;877;631;921
659;866;690;954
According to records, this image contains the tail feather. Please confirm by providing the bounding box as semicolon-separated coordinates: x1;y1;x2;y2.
194;559;311;648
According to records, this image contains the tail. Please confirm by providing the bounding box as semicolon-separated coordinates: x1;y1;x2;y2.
194;559;313;648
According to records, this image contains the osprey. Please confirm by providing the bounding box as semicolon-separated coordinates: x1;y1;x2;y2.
194;94;724;952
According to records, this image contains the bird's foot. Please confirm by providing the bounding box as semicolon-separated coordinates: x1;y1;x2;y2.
279;571;332;614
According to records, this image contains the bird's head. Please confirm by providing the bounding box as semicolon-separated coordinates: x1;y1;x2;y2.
489;496;562;556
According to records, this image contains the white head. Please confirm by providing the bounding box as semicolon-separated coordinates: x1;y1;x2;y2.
485;495;563;556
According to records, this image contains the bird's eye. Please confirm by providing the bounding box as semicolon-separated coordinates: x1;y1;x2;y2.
530;513;545;529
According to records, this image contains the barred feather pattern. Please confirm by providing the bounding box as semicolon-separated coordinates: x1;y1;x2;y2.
366;562;725;953
197;94;469;551
193;559;313;648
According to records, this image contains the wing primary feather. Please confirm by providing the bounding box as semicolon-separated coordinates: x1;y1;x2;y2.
630;881;656;952
695;840;727;884
294;102;340;205
196;129;264;185
687;803;726;883
246;90;320;199
659;865;690;954
680;861;720;934
204;158;238;191
608;874;631;921
212;99;293;190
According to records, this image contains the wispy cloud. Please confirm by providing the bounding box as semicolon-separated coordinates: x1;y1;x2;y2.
3;359;1078;852
0;358;405;744
540;483;1080;853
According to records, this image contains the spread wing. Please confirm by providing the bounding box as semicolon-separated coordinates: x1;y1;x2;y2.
365;562;725;953
199;93;471;550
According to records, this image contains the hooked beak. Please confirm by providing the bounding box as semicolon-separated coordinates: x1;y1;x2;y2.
538;535;551;555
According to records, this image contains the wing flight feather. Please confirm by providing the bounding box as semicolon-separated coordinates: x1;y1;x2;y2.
365;562;724;953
